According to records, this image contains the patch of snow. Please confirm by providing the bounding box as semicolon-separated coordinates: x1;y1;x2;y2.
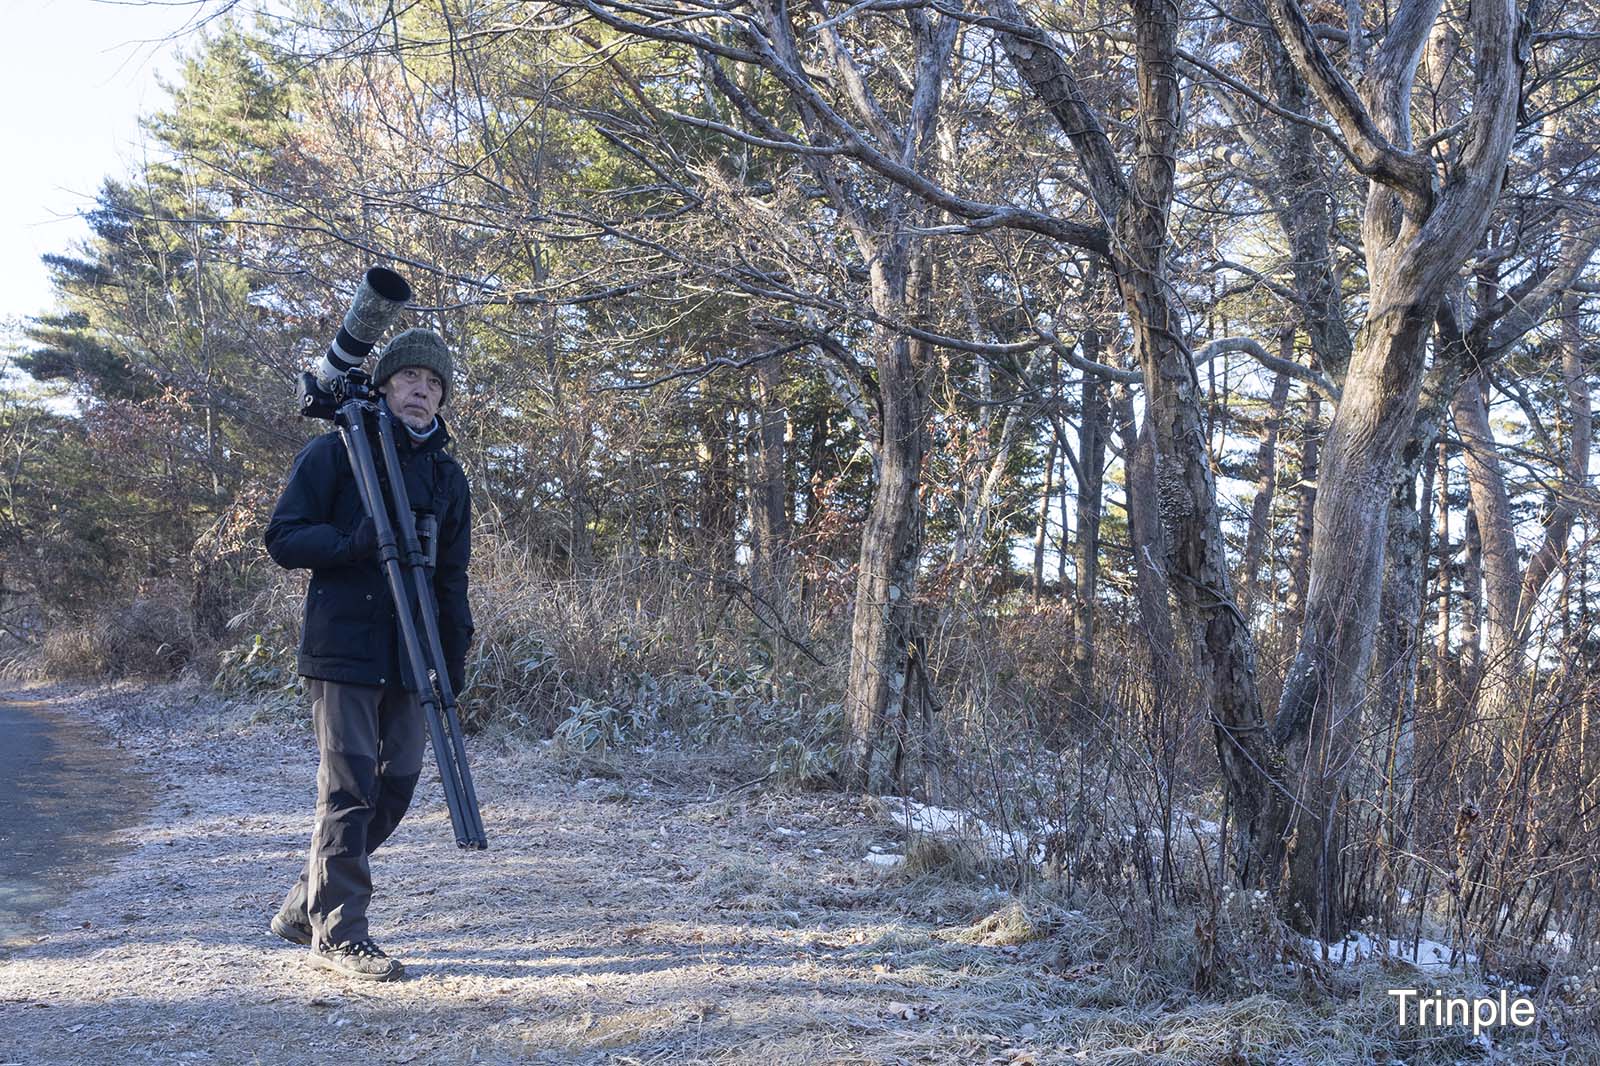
878;797;1038;863
899;803;967;835
1304;932;1475;973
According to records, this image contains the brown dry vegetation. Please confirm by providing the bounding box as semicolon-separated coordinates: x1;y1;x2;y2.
1;682;1593;1065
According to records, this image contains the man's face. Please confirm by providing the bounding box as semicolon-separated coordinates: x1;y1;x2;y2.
380;365;445;431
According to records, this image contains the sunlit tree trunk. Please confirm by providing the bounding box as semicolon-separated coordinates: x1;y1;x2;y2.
1264;0;1526;935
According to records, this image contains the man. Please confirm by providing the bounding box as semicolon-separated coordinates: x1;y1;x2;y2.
263;328;474;981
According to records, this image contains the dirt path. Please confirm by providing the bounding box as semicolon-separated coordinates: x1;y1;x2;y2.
0;683;1054;1066
0;695;150;950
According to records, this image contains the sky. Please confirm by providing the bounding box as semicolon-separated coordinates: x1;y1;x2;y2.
0;0;202;344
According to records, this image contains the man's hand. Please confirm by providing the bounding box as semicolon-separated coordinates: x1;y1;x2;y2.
345;516;378;561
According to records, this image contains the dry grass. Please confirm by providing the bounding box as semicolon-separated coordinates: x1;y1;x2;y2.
465;554;795;726
35;591;195;681
901;833;995;884
940;899;1067;947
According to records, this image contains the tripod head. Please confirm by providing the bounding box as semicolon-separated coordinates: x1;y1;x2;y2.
299;368;379;421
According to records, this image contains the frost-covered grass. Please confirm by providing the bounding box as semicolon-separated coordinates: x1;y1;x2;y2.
0;680;1591;1065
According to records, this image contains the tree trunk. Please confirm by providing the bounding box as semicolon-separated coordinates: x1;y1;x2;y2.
1433;438;1454;719
1372;359;1464;806
756;3;957;793
1120;0;1278;873
1517;297;1592;640
1057;435;1073;596
991;0;1278;889
1371;399;1444;918
1452;373;1521;675
1033;435;1056;599
1451;299;1593;720
1284;388;1321;642
1114;388;1181;687
1463;508;1484;690
1275;301;1439;934
842;328;928;790
1263;0;1524;935
1263;32;1353;381
747;354;792;615
1240;333;1293;610
1073;335;1109;706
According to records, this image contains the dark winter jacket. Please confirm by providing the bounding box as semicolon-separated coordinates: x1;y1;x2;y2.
264;408;473;694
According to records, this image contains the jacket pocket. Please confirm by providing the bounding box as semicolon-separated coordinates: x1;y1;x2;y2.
302;571;381;661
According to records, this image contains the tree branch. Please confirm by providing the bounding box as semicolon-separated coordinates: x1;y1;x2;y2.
1258;0;1435;199
1194;336;1341;401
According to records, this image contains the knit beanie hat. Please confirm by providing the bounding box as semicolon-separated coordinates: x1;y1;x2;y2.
373;328;454;406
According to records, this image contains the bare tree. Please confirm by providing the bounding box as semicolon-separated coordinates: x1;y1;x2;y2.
1261;0;1533;933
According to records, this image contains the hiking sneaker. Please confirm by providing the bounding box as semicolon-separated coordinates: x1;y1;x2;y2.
269;911;313;946
310;938;404;981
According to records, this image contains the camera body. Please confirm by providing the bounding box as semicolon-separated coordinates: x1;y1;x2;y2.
299;367;377;420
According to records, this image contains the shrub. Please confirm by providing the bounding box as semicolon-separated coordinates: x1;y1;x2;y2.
38;590;195;680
